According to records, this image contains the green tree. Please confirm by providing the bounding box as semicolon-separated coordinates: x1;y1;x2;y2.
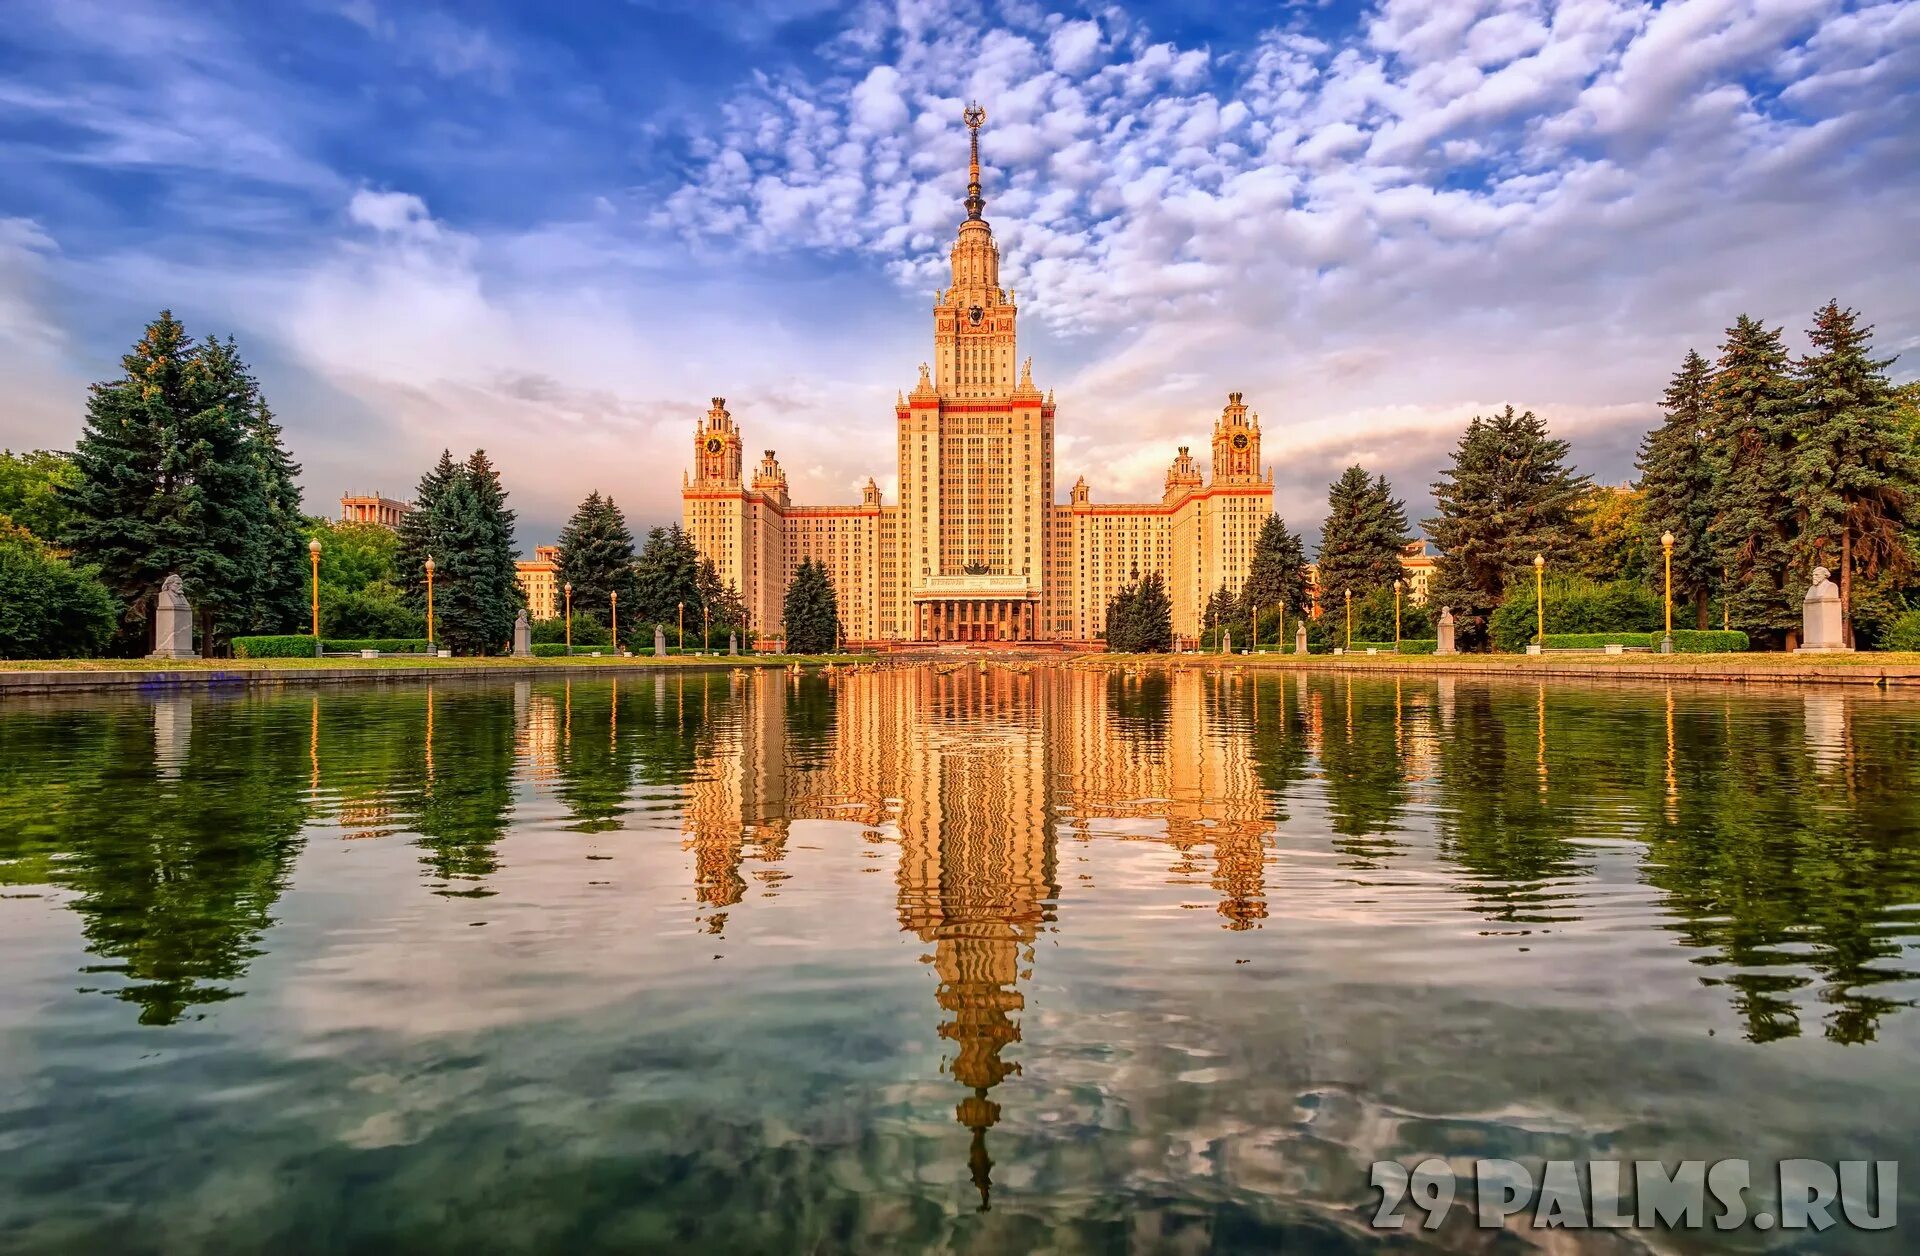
0;523;118;658
1316;466;1409;603
396;449;459;607
0;449;79;544
1789;301;1918;647
427;453;522;655
1425;406;1591;649
555;490;636;628
62;312;303;655
305;518;422;639
782;558;840;653
696;557;748;644
1574;485;1646;584
1242;514;1309;615
1104;571;1172;652
1638;350;1720;629
632;524;703;627
1351;584;1434;642
1707;315;1800;644
236;394;309;635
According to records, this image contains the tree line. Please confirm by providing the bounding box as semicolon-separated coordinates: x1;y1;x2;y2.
1107;299;1920;653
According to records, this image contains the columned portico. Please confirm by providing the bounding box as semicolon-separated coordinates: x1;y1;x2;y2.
913;596;1038;642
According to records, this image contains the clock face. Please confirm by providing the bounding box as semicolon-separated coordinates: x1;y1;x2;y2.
967;304;984;326
1232;432;1249;450
705;437;723;454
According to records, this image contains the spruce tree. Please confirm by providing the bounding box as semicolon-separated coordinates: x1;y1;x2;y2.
460;449;522;650
555;490;636;628
782;558;840;653
1424;406;1590;648
1242;514;1309;614
64;312;303;655
1707;315;1800;643
1638;350;1720;628
632;524;703;627
1132;571;1173;652
396;449;459;607
1316;466;1409;601
1789;301;1917;646
1103;576;1140;651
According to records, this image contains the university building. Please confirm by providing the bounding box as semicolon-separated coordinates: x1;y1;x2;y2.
682;107;1274;646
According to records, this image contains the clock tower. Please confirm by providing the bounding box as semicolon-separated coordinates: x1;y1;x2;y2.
1211;391;1262;483
692;396;743;487
932;102;1017;399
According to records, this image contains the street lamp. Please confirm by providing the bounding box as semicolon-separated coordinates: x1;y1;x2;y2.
1533;553;1546;649
1393;578;1403;652
677;601;685;655
309;537;322;657
424;555;435;654
564;582;573;655
1344;587;1352;651
610;590;618;654
1660;531;1675;654
1250;602;1258;654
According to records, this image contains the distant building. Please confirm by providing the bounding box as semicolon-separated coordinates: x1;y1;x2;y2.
680;107;1273;646
1401;540;1437;606
339;492;411;529
516;545;560;621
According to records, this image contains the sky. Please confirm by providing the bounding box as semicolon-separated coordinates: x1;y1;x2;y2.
1;0;1916;549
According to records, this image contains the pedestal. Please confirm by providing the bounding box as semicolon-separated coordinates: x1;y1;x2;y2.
148;574;195;660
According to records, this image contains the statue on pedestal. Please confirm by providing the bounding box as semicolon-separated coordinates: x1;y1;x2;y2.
1436;606;1456;655
1295;622;1308;655
511;609;532;658
654;625;668;657
1796;566;1852;652
728;632;739;656
148;574;195;660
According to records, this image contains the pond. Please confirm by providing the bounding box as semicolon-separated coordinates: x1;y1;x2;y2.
1;666;1917;1252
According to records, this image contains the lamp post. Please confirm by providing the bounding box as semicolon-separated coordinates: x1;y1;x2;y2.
1250;602;1258;654
309;537;322;657
564;582;573;655
1660;531;1675;654
1533;553;1546;649
677;601;685;655
703;602;710;655
1344;587;1352;651
424;555;435;654
610;591;618;655
1394;579;1403;652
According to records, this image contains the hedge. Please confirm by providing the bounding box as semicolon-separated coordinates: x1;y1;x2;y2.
1886;610;1920;653
232;636;431;658
1668;629;1749;653
1540;632;1651;650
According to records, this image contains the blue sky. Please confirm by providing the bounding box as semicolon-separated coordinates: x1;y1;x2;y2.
2;0;1917;546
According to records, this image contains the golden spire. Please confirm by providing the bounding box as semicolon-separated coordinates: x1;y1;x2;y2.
962;101;987;221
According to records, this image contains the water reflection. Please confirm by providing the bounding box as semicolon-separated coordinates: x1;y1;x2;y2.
2;668;1920;1239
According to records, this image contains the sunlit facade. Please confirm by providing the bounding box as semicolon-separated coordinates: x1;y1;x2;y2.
682;109;1274;646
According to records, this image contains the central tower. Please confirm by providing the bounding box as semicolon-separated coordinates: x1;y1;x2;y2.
897;103;1055;642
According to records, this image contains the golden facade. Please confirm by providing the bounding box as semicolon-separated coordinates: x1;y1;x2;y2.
338;492;410;528
515;544;560;621
683;107;1275;646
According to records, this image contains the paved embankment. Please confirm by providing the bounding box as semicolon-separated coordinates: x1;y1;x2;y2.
0;655;869;696
1079;652;1920;687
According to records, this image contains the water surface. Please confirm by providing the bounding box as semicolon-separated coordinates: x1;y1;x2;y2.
2;667;1918;1252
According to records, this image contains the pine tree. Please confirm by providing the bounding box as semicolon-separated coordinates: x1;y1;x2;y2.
783;558;840;653
1424;406;1590;648
420;452;521;655
1789;301;1917;646
1132;571;1173;652
632;524;703;627
396;449;459;607
1707;315;1800;643
63;312;304;655
1638;350;1720;629
555;491;636;627
1316;466;1409;602
1242;514;1309;614
460;449;522;650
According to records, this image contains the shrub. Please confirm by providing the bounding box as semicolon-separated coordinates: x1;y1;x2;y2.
1489;577;1661;652
321;581;425;640
0;531;119;659
1348;640;1397;651
1884;610;1920;653
531;616;611;646
1668;629;1749;653
232;636;432;658
1352;585;1435;642
1398;638;1438;654
1540;632;1651;649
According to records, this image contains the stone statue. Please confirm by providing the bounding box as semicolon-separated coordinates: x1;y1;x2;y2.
1220;629;1230;655
511;609;532;658
1294;621;1308;655
148;574;195;660
654;625;668;657
1436;606;1456;655
728;632;739;656
1796;566;1852;652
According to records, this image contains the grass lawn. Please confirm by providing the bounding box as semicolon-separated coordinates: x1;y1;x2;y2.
0;653;875;672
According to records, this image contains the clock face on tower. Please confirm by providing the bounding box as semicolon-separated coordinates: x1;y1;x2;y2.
705;437;724;454
968;304;983;326
1232;432;1249;450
